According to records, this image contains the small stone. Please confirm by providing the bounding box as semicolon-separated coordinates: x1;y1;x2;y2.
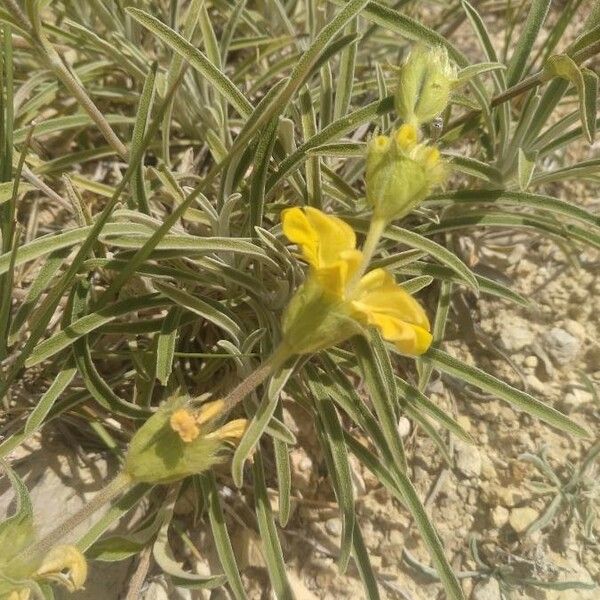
525;374;546;394
490;505;509;529
397;416;411;437
234;529;266;569
471;578;501;600
289;449;314;493
480;455;496;481
287;572;319;600
499;321;534;352
544;327;581;365
495;486;526;507
454;440;482;479
509;506;538;533
325;517;343;537
457;415;472;433
523;355;538;368
563;319;586;341
563;388;593;410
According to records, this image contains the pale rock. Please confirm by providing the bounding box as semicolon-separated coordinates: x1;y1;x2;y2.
523;355;538;368
325;517;343;537
490;505;509;529
509;506;538;533
349;455;366;497
545;327;581;365
397;416;411;438
499;320;535;352
233;529;266;569
563;388;593;410
289;448;314;493
457;415;472;433
471;578;501;600
480;454;496;481
287;571;319;600
455;440;482;479
495;486;527;507
563;319;587;342
525;374;547;394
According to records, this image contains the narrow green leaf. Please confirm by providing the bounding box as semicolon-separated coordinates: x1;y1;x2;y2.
200;474;247;600
353;335;407;472
231;361;295;487
126;8;252;118
346;434;464;600
154;281;242;343
25;294;169;367
253;453;293;599
156;306;181;386
506;0;551;86
312;389;355;572
424;347;589;437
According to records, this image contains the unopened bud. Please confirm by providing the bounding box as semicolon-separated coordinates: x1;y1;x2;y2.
365;124;446;222
395;45;457;127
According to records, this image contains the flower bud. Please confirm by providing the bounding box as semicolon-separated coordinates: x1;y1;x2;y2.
395;45;457;127
365;124;446;222
124;397;246;484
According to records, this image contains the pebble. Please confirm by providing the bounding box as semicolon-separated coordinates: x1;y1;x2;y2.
499;321;535;352
472;578;501;600
544;327;581;365
397;416;411;438
495;486;527;507
289;449;314;493
490;505;509;529
525;374;547;394
563;319;587;341
234;529;266;569
454;440;482;479
524;355;538;368
563;388;594;410
325;517;343;537
509;506;539;533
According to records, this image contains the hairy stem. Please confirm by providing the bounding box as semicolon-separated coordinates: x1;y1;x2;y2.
347;216;386;291
222;345;291;412
446;39;600;132
21;471;132;561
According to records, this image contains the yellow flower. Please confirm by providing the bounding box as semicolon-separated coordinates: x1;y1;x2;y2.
125;396;247;484
7;590;31;600
34;545;87;592
170;408;200;442
395;45;457;127
281;207;432;355
365;124;446;222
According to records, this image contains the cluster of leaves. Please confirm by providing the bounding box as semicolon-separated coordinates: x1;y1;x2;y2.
0;0;599;598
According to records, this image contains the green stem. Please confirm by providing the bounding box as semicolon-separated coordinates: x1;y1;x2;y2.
18;471;132;562
348;216;386;291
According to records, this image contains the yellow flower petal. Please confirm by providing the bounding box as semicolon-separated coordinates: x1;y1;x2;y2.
281;207;356;270
170;408;200;442
195;399;225;426
35;545;87;592
394;123;418;150
350;268;432;355
206;418;248;442
313;249;363;298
